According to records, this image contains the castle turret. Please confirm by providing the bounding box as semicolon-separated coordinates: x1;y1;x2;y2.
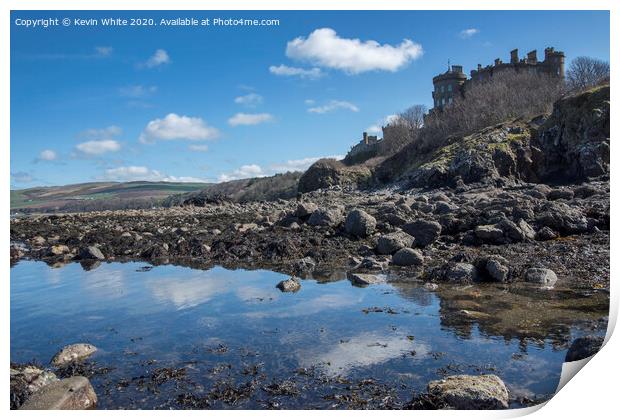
431;65;467;111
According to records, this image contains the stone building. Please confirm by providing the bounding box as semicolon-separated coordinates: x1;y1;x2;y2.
432;47;565;111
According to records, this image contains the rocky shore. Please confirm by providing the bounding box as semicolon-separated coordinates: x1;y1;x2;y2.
10;178;609;292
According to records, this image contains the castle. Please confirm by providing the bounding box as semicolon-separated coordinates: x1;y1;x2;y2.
432;47;565;111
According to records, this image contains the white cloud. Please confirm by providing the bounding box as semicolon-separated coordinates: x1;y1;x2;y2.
304;99;315;105
285;28;423;74
269;64;325;79
308;100;359;114
79;125;122;139
119;85;158;98
139;113;219;143
228;112;274;127
95;46;113;57
269;155;344;173
459;28;480;39
11;171;33;183
144;49;170;68
38;149;57;161
103;166;207;183
366;114;399;134
75;139;121;156
188;144;209;152
217;155;344;182
218;164;265;182
234;93;263;107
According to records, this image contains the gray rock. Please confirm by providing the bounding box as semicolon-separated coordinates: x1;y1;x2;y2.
427;374;509;409
51;343;98;367
276;277;301;293
308;207;344;227
403;220;442;247
294;202;318;218
293;257;316;274
485;257;509;282
348;273;384;286
474;225;504;243
565;336;604;362
79;246;104;260
548;189;574;201
444;262;478;284
20;376;97;410
536;226;559;241
376;231;414;255
525;268;558;287
49;245;70;256
392;248;424;266
11;365;59;396
344;209;377;238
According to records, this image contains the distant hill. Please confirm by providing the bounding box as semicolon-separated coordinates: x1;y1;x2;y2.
164;172;302;206
11;181;210;213
11;172;303;213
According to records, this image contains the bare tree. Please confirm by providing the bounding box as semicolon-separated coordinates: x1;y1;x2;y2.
399;104;427;131
566;56;610;92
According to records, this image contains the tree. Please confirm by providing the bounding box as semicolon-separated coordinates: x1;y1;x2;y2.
566;56;610;92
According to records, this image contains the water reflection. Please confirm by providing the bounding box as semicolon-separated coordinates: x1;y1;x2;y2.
11;260;609;409
300;331;430;376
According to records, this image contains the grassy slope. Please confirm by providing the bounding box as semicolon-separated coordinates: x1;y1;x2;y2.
11;181;211;211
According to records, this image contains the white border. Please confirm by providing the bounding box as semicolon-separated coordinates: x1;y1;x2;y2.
3;1;617;419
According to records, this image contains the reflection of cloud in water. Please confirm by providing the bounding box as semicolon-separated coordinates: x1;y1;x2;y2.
300;332;430;376
80;264;125;299
246;293;358;319
148;275;233;310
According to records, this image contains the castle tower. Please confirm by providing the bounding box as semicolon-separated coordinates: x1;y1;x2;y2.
544;47;565;78
432;65;467;111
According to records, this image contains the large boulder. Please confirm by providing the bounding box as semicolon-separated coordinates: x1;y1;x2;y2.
20;376;97;410
294;202;318;218
376;231;414;255
441;262;479;284
392;248;424;267
403;220;442;247
426;374;509;409
525;268;558;287
536;85;610;181
298;159;372;193
565;336;604;362
276;277;301;293
79;246;105;260
51;343;98;367
344;209;377;238
307;207;344;228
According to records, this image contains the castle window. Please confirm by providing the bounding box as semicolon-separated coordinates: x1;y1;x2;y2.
448;97;453;104
448;85;453;92
441;85;445;92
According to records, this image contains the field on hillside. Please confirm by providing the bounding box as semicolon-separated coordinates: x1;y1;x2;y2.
10;181;210;213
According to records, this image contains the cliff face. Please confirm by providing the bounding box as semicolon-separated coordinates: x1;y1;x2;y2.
301;85;609;193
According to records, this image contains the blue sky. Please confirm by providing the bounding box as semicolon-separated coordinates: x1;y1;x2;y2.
10;10;609;188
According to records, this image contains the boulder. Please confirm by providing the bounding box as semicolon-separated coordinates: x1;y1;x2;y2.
276;277;301;293
348;273;384;286
293;257;316;274
525;268;558;287
307;207;344;228
427;374;509;409
49;245;70;256
392;248;424;267
485;257;509;282
344;209;377;238
474;225;504;243
294;202;318;218
51;343;98;367
376;231;414;255
444;262;478;284
79;246;104;260
20;376;97;410
403;220;442;247
565;336;604;362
